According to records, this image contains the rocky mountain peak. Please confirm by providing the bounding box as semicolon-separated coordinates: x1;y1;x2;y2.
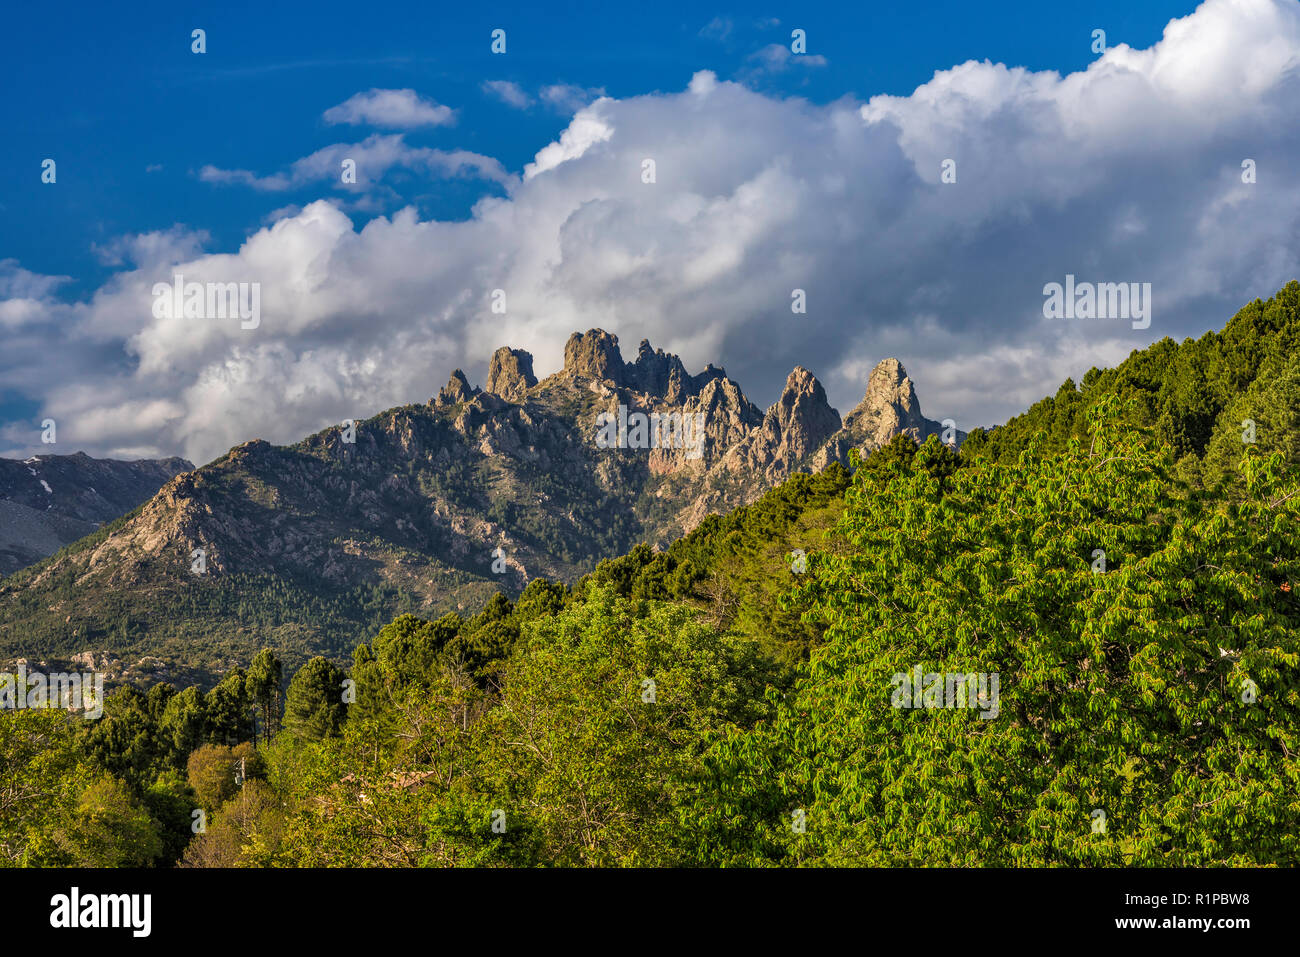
435;370;480;406
869;356;908;388
486;348;537;402
627;338;694;403
772;366;841;441
808;357;962;472
844;357;928;436
563;329;625;385
712;366;840;488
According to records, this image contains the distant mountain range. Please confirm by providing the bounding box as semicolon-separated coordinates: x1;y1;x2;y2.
0;452;193;577
0;328;958;684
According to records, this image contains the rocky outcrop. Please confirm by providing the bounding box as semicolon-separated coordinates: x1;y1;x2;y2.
717;367;842;486
765;367;843;461
434;370;480;406
553;331;744;409
627;339;695;403
811;358;964;470
682;376;764;466
844;358;932;445
563;329;626;385
486;348;537;402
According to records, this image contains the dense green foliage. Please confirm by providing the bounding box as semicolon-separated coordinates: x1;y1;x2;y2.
969;281;1300;483
698;403;1298;865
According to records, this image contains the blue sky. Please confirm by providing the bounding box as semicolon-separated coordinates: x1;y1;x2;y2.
3;0;1296;464
4;0;1192;287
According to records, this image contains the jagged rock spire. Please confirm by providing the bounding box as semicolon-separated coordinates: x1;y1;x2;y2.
434;369;479;406
810;357;964;471
842;357;930;440
563;329;625;384
486;347;537;401
769;366;842;453
713;366;841;484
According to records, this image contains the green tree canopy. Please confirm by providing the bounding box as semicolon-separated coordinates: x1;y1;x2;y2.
283;657;349;741
696;403;1299;866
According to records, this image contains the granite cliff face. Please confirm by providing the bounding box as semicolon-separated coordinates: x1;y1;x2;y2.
0;329;957;678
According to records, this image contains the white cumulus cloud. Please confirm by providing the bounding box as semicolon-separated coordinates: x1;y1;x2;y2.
3;0;1299;468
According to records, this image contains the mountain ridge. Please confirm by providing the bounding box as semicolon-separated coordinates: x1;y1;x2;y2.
0;328;955;682
0;451;194;577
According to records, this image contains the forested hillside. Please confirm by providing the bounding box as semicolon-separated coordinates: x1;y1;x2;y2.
2;284;1297;867
968;281;1300;489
